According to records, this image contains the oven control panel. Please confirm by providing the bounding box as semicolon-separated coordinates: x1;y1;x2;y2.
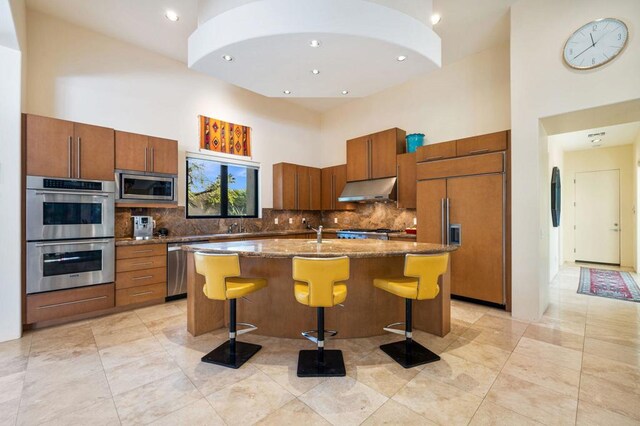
43;178;103;191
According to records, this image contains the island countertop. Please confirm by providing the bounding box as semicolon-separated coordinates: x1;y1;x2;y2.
183;238;455;258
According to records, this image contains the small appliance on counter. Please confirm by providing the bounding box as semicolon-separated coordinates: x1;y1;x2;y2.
132;215;155;240
157;227;169;237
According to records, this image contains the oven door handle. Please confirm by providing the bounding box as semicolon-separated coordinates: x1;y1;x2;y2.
34;191;110;198
35;239;112;247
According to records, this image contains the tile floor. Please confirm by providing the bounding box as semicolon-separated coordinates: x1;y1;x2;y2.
2;264;640;425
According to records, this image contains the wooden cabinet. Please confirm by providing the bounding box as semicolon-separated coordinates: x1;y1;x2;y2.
272;163;321;210
416;131;509;163
416;140;456;162
416;130;510;308
26;283;114;324
115;243;167;307
115;131;178;174
25;114;114;180
346;128;406;182
321;164;355;211
396;152;416;209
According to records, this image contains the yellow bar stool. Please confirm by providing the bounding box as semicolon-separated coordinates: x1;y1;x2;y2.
194;252;267;369
292;256;349;377
373;253;449;368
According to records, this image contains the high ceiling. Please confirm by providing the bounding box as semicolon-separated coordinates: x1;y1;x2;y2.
26;0;516;112
549;121;640;152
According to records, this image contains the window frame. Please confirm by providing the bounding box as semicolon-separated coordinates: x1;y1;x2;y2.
185;157;259;219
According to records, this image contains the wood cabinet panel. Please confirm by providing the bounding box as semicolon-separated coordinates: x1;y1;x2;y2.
416;152;504;181
456;131;508;157
296;165;310;210
25;114;74;178
273;163;297;210
309;167;321;210
116;255;166;273
396;152;416;209
370;128;405;179
148;136;178;175
116;282;166;306
417;179;447;245
117;243;167;260
416;141;456;162
321;167;333;210
26;284;114;324
448;174;504;304
75;123;114;180
116;267;166;290
115;131;148;172
346;136;370;182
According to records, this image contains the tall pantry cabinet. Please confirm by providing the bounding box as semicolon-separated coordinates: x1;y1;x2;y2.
416;131;511;309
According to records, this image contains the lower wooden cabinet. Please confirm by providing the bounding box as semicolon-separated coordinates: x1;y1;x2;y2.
26;283;115;324
115;243;167;307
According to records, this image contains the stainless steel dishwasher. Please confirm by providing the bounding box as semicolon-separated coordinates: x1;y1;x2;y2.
167;241;208;298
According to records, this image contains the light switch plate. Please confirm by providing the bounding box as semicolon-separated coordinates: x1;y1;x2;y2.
274;218;279;225
289;218;293;224
334;218;338;224
413;217;417;225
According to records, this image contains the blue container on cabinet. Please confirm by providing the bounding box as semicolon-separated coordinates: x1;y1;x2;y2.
406;133;425;153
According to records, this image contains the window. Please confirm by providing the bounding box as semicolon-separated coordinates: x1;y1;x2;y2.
186;156;259;218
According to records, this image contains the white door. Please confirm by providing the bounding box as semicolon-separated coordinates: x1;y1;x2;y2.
574;169;620;264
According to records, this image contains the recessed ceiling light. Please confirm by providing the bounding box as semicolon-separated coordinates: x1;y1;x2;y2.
283;90;292;95
430;14;441;25
591;138;602;143
397;55;407;62
309;40;321;48
341;90;349;95
222;55;234;62
311;69;320;75
165;10;179;22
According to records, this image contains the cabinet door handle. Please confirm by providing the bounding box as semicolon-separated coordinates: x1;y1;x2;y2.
332;174;336;209
368;140;372;179
132;275;154;281
131;249;153;254
132;290;154;297
144;147;148;171
427;155;443;161
131;261;153;267
68;136;72;178
77;137;81;178
150;147;155;171
38;295;107;310
294;173;298;209
469;148;489;155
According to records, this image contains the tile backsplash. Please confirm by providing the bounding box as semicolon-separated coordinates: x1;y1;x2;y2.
115;203;413;238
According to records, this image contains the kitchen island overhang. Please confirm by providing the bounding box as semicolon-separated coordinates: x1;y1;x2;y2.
184;239;457;339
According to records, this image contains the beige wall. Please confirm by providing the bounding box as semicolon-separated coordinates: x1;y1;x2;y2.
26;10;323;209
319;44;511;166
561;145;635;267
635;133;640;271
511;0;640;320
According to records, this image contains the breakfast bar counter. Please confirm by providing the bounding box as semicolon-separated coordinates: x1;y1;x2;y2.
184;239;456;339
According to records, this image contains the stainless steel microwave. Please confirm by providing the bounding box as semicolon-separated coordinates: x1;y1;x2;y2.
115;171;177;204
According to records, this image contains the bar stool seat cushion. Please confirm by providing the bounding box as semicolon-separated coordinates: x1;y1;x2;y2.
220;277;267;300
294;282;347;306
373;277;420;299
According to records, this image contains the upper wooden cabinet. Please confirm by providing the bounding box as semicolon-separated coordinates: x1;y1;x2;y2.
416;131;509;163
346;128;406;182
273;163;321;210
396;152;416;209
115;131;178;174
321;164;355;211
25;114;114;180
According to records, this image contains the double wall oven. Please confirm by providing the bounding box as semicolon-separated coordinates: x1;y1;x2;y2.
26;176;116;294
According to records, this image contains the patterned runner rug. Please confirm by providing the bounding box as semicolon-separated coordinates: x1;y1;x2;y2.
578;268;640;302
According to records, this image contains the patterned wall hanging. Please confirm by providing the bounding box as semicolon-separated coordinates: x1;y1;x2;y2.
199;115;252;157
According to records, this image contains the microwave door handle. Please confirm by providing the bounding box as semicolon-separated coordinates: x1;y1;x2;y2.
35;239;112;247
34;191;109;197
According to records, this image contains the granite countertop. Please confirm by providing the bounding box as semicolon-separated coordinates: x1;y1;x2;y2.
115;229;316;246
182;238;456;258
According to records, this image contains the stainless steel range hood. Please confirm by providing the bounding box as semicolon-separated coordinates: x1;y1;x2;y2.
338;177;396;203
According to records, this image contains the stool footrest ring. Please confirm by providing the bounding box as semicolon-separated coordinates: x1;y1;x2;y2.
230;322;257;339
301;329;338;344
383;322;410;337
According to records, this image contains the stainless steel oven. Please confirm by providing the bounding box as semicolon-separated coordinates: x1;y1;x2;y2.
26;176;115;241
26;238;115;294
115;171;177;204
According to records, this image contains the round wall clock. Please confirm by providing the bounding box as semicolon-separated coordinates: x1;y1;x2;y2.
563;18;628;70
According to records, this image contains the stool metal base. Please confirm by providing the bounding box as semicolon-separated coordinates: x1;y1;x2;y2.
297;350;346;377
201;340;261;369
380;340;440;369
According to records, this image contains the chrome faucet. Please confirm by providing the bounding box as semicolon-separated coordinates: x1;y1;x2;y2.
311;225;323;243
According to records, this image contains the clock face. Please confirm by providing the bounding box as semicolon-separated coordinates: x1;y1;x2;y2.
563;18;628;70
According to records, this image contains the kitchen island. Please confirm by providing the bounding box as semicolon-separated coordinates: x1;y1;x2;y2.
184;239;456;339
